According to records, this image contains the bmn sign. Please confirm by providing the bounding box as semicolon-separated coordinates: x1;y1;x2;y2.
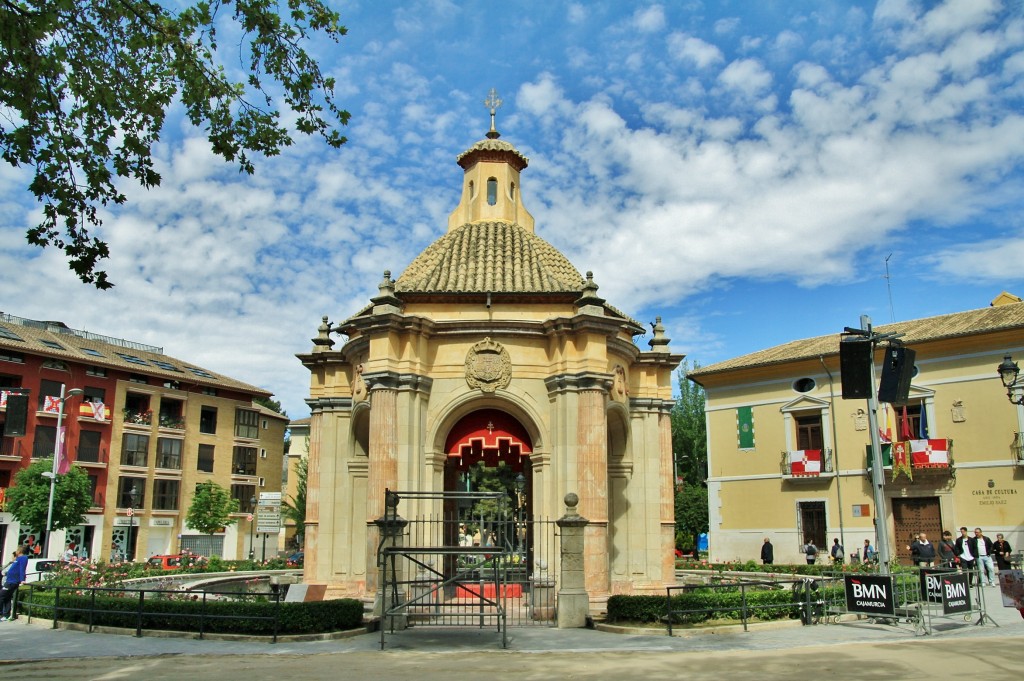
844;574;896;616
941;572;972;615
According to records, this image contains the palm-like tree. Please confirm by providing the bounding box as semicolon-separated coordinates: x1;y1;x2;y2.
282;457;307;547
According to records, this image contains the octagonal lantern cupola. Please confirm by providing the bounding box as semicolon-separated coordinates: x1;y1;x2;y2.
447;89;536;233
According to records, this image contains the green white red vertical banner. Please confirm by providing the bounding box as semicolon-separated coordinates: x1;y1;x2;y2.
737;406;754;449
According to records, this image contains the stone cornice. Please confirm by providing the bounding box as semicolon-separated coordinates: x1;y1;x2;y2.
544;371;614;395
305;396;353;413
628;397;675;414
363;370;434;394
296;351;351;370
635;350;686;367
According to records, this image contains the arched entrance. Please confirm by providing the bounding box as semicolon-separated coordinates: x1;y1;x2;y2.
443;409;532;557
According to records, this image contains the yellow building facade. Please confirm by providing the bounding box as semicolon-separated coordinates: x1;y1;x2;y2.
689;298;1024;565
299;123;682;604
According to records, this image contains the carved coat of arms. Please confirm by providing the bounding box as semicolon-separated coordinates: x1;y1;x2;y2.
465;338;511;393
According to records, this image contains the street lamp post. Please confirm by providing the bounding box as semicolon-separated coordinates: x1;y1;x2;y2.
997;355;1024;405
126;485;139;561
44;383;83;558
249;495;256;560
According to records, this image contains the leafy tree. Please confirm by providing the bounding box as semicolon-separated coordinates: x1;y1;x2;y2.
674;484;709;552
671;361;709;551
671;360;707;487
185;480;238;538
254;396;287;418
1;0;350;288
4;459;94;544
281;456;306;546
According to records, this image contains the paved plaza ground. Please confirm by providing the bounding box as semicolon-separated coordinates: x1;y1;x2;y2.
0;584;1020;680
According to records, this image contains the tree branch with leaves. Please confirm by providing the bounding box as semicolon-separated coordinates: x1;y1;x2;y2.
0;0;349;287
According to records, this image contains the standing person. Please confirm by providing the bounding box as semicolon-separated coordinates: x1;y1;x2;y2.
992;533;1013;572
0;547;28;621
61;542;75;561
955;527;976;585
908;532;936;567
110;541;124;563
830;538;845;565
862;539;877;565
760;537;774;565
970;528;996;587
803;539;818;565
938;531;957;568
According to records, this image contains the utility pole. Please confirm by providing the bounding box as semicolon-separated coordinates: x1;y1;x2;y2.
843;315;906;575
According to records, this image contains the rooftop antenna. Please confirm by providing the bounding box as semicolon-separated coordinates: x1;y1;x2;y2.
884;253;895;323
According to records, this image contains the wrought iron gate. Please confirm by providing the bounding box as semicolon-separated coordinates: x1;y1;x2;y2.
377;490;558;649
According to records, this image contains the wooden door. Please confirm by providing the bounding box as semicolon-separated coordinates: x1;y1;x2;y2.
892;497;942;565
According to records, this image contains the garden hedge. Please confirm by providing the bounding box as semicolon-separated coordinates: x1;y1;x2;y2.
23;590;363;635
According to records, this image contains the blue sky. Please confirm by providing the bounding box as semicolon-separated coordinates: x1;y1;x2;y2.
2;0;1024;418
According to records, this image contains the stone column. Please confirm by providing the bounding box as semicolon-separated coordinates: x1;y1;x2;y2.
556;493;590;628
659;407;676;586
365;381;398;595
577;384;609;598
303;410;323;581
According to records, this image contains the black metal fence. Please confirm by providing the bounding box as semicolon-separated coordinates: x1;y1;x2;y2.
664;578;815;634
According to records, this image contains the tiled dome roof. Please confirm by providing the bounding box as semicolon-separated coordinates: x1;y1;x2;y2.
456;138;529;170
395;221;584;294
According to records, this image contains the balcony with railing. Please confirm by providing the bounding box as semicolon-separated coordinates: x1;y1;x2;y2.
75;444;107;468
0;436;23;461
864;439;955;482
781;448;834;480
123;409;153;427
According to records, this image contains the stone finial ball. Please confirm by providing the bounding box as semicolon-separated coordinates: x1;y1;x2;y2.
564;492;579;508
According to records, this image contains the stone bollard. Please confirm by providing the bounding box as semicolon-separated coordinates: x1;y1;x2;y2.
556;492;590;628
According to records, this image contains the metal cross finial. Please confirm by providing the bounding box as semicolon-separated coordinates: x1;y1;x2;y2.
484;88;502;139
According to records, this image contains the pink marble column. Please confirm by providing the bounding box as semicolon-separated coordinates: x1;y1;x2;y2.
659;409;676;585
303;411;322;581
577;388;609;597
365;384;398;595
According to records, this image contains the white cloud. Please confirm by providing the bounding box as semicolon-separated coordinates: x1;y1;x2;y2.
667;32;725;69
718;58;773;96
632;5;666;33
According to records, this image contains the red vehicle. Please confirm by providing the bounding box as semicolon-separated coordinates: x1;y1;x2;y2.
146;553;207;570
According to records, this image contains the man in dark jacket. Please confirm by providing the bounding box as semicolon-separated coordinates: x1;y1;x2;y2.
909;532;937;567
955;526;976;585
760;538;774;565
0;546;28;621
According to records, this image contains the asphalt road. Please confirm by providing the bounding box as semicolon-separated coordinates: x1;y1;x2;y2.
2;637;1021;681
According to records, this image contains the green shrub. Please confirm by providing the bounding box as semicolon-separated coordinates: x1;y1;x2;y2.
608;585;823;625
21;588;363;635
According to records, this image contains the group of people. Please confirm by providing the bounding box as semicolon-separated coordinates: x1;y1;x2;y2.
762;527;1012;580
907;527;1013;586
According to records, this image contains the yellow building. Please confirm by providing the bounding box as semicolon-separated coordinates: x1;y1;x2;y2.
688;297;1024;565
299;119;682;604
283;416;310;551
0;312;286;561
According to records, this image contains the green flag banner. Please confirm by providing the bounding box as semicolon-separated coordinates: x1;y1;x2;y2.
865;443;893;470
737;406;755;449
